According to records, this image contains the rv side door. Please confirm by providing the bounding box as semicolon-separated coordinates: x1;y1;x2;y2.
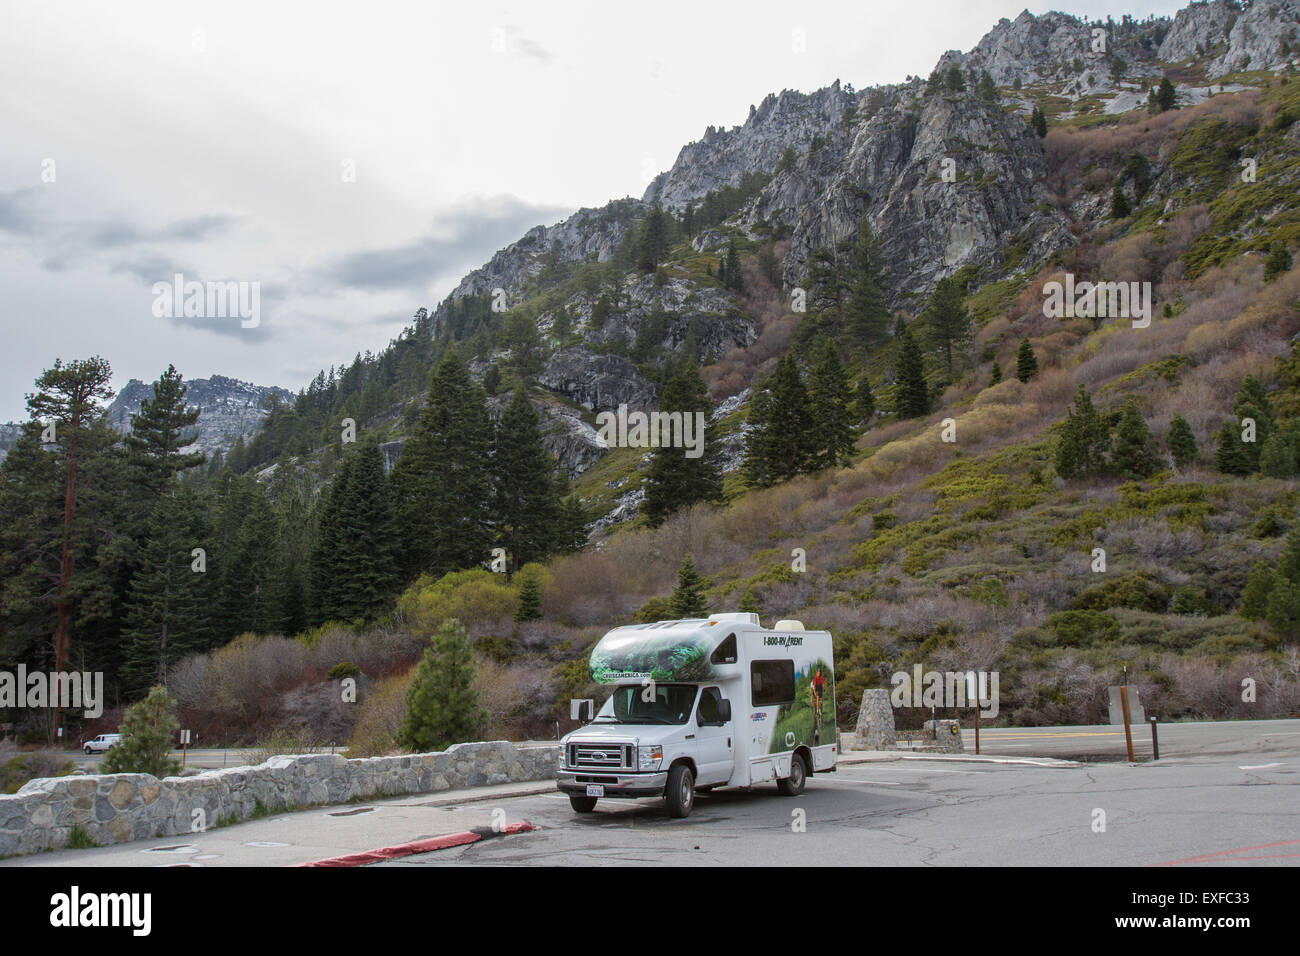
694;686;734;787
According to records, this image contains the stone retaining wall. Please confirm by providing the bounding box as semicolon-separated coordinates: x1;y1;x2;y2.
0;740;558;858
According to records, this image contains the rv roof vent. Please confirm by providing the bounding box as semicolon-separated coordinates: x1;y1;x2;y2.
773;619;805;631
709;613;760;625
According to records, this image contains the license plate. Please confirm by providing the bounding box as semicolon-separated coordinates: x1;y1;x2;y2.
586;785;605;797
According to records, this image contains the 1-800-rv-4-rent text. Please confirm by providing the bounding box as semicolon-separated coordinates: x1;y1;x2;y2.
556;613;837;818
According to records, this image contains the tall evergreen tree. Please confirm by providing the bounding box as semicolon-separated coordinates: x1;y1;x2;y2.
397;618;487;753
642;360;724;526
894;328;930;419
492;388;563;573
844;223;891;353
1111;400;1161;480
121;486;212;695
390;351;494;579
724;241;743;293
742;354;817;487
855;376;877;424
637;204;670;272
515;571;542;623
668;555;709;618
124;365;206;499
25;357;115;681
1016;338;1039;382
1233;374;1275;472
1166;413;1198;468
806;338;857;468
920;276;971;376
1055;386;1112;479
1214;420;1253;475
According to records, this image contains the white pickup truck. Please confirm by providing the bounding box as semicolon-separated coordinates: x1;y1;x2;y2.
557;613;837;818
83;733;123;754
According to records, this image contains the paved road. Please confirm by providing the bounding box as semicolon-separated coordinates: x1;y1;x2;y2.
12;733;1298;867
950;718;1300;761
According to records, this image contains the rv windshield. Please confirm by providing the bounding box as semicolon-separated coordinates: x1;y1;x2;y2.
594;683;697;725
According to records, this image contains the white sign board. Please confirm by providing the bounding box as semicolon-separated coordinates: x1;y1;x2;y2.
1107;686;1145;725
180;729;192;745
569;699;594;721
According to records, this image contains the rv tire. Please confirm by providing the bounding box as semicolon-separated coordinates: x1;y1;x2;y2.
665;764;695;818
569;794;598;813
778;753;807;796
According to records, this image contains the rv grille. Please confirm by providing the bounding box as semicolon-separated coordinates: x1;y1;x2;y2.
571;743;631;771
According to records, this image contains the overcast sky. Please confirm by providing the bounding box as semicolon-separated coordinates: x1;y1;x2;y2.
0;0;1188;421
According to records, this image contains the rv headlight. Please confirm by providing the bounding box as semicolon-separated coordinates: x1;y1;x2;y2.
557;748;565;769
638;745;663;771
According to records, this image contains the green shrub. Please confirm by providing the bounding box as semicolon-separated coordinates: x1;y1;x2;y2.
327;661;361;681
1046;609;1121;647
100;685;181;779
1070;571;1171;613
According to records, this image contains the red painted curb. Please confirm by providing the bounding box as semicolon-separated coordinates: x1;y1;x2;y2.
298;821;539;867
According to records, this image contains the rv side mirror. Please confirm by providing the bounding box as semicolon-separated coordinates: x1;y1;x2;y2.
716;700;732;723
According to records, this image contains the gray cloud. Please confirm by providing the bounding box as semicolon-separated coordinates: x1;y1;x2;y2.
319;194;572;293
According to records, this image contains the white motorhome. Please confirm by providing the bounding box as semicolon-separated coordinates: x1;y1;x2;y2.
556;613;837;818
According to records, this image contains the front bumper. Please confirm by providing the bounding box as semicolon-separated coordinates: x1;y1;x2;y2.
556;769;668;798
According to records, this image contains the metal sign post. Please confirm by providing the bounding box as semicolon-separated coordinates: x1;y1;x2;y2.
966;672;981;755
1149;716;1159;761
180;729;191;768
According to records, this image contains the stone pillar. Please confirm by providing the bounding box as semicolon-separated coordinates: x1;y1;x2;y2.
851;689;896;751
922;719;964;753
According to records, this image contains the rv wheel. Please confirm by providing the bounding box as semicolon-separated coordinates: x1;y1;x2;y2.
778;754;807;796
665;764;695;818
569;794;598;813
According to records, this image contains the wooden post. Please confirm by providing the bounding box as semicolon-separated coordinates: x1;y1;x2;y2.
1119;685;1135;763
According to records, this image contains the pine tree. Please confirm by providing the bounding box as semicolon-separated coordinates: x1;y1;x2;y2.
743;357;817;488
668;556;709;618
1016;338;1039;382
1031;105;1047;137
25;356;115;680
1111;400;1161;480
856;376;877;423
642;360;724;526
894;328;930;419
1055;386;1111;479
978;70;997;103
806;338;857;468
1111;181;1131;218
1233;374;1275;472
1261;429;1299;478
554;493;590;553
724;241;743;293
844;222;891;353
515;572;542;622
124;365;206;500
100;685;181;778
1264;242;1293;282
390;351;494;579
121;486;213;694
493;387;563;572
920;277;971;376
636;204;670;272
990;362;1003;386
1214;420;1253;475
397;618;488;753
1240;560;1275;620
1166;413;1198;468
1155;76;1177;112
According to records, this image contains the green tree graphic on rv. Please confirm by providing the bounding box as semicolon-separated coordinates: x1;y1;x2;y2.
588;630;721;683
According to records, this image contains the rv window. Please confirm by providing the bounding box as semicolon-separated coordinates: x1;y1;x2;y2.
697;686;726;725
709;634;738;665
751;660;795;707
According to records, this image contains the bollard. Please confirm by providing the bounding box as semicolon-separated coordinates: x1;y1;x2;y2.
1149;716;1159;761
